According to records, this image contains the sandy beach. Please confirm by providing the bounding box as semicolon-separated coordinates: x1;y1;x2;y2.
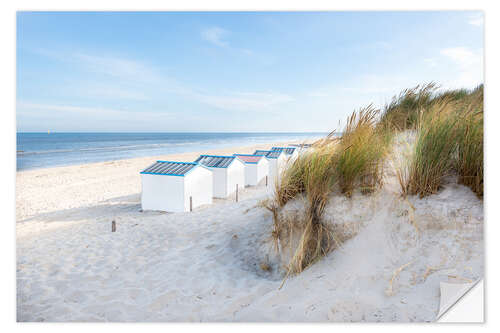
16;137;484;322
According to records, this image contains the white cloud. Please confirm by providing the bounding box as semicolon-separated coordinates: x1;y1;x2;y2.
25;47;293;115
201;27;230;47
17;102;120;115
440;47;483;88
16;101;171;119
74;53;164;84
33;48;191;96
468;13;484;27
440;47;480;67
16;101;179;131
79;84;150;101
340;74;414;96
196;92;294;112
307;91;330;98
200;27;260;60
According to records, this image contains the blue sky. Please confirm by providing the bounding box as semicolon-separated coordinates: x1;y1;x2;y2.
16;11;483;132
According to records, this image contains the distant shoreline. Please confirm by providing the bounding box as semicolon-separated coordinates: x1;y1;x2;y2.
17;132;326;171
15;139;313;175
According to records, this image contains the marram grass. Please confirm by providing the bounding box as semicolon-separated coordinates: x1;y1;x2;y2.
336;105;390;197
379;82;438;131
400;85;484;198
269;83;483;278
456;86;484;197
406;99;461;197
271;105;390;275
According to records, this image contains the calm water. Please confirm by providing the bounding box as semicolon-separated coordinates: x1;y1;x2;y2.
16;132;327;170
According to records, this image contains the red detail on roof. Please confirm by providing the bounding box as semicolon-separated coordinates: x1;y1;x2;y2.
236;155;262;163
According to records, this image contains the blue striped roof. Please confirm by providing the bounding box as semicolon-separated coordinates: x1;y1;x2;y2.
289;143;313;148
140;161;197;176
194;155;237;168
253;150;282;159
271;147;296;155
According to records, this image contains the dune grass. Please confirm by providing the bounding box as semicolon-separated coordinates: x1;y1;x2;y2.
285;147;338;274
336;105;390;197
270;82;483;277
270;142;339;274
456;86;484;197
379;83;438;131
406;99;461;197
271;105;391;275
397;85;484;198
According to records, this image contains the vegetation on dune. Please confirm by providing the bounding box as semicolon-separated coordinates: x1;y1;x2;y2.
270;104;390;275
269;141;339;274
269;82;483;277
379;83;438;131
456;85;484;197
336;105;390;197
285;148;338;274
406;99;461;197
397;84;484;198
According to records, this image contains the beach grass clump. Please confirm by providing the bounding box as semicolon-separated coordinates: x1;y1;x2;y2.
270;82;483;277
379;83;438;131
274;145;339;274
274;153;309;208
271;105;390;275
406;99;461;197
398;85;484;198
456;86;484;197
336;105;389;197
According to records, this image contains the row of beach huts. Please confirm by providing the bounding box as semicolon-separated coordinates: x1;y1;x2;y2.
140;145;312;212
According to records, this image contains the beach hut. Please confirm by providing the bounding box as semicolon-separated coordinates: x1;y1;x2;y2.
271;146;299;162
289;143;313;148
233;154;269;186
194;155;245;198
289;143;313;155
140;161;213;213
253;149;287;186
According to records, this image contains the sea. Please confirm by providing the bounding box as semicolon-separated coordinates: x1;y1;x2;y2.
16;132;327;171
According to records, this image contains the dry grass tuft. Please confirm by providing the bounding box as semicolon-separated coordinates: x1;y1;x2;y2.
380;82;438;131
272;145;339;274
270;105;391;276
456;86;483;197
274;153;308;208
406;99;461;197
397;85;483;198
336;105;390;197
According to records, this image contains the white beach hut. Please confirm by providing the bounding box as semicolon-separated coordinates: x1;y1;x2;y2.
253;149;287;186
289;143;312;155
140;161;213;212
233;154;269;186
194;155;245;198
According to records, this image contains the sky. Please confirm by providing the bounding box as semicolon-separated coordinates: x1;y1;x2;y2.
16;11;484;132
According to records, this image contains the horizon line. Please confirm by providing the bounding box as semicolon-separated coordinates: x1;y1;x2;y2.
17;131;331;134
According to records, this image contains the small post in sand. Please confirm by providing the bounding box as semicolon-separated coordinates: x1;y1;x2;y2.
111;220;116;232
266;175;268;186
236;184;239;202
190;196;193;212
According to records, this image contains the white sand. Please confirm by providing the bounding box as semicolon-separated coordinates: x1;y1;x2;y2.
16;136;483;322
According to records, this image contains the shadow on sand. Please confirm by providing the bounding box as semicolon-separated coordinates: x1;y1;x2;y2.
17;193;169;224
